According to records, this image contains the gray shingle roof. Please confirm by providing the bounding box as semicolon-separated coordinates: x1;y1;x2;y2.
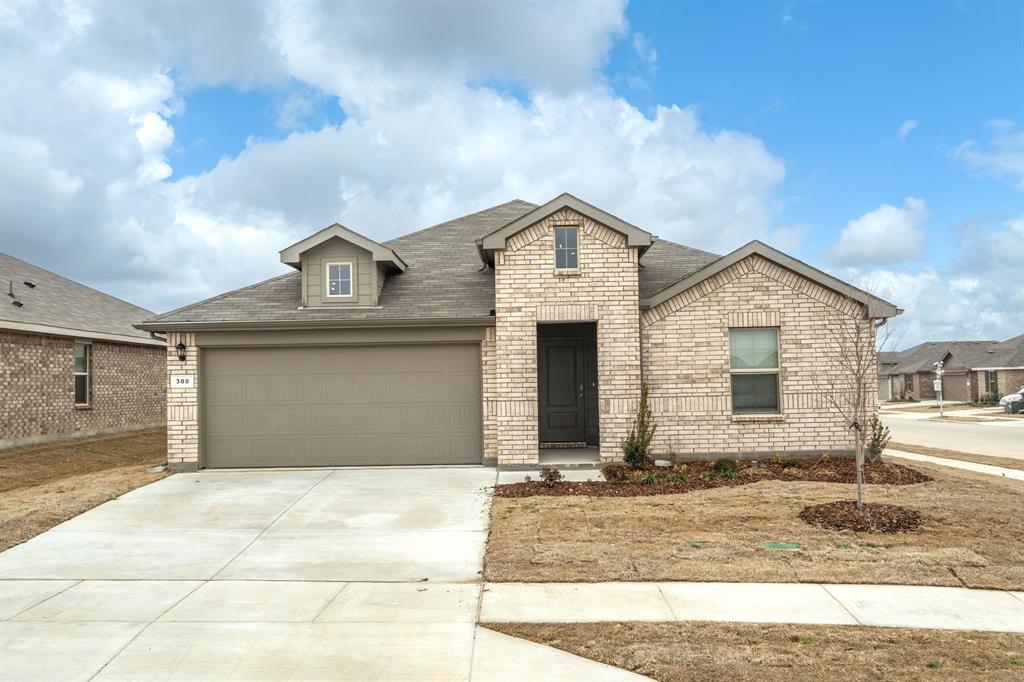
0;252;159;344
140;199;726;329
883;336;1024;375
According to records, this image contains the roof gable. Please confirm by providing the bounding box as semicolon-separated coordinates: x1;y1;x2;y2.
642;240;902;319
279;223;407;272
480;193;653;254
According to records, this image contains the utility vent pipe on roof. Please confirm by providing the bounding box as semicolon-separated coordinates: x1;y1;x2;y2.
11;299;24;307
23;281;36;288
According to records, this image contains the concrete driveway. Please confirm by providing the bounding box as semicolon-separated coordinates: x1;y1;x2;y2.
0;467;497;681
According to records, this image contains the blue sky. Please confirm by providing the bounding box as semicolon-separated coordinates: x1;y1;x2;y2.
1;1;1021;345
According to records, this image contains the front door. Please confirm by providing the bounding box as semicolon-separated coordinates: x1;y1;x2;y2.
538;337;588;444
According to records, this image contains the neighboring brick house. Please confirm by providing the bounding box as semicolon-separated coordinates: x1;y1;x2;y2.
0;253;166;448
880;336;1024;402
137;194;901;471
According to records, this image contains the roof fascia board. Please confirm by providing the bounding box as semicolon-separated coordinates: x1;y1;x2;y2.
481;193;653;251
279;224;407;271
134;317;495;332
640;240;902;318
2;320;165;347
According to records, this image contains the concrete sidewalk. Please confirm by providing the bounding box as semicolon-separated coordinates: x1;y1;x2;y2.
885;449;1024;481
480;582;1024;633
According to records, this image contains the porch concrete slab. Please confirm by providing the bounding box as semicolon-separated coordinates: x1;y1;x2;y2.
318;582;480;623
93;621;476;681
270;489;489;532
497;469;602;484
479;583;675;623
822;584;1024;632
0;580;77;620
1;621;147;682
13;580;201;622
160;580;344;622
0;529;260;580
659;582;858;625
470;627;651;681
217;529;486;582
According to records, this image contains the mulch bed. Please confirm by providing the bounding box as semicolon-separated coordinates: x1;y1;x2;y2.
799;501;923;533
494;459;931;498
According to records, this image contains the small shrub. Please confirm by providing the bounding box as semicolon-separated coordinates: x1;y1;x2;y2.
865;416;890;461
621;385;657;469
635;472;661;485
782;459;802;469
601;463;630;483
672;463;689;477
539;466;563;487
712;458;738;475
523;475;532;483
974;392;999;406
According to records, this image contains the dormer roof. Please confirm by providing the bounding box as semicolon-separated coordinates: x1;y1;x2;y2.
279;223;407;272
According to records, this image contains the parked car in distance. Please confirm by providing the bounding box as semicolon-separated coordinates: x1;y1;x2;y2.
999;384;1024;413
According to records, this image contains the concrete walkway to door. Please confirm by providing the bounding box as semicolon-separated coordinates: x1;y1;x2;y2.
1;466;641;681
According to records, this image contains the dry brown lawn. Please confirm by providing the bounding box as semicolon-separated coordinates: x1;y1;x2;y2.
884;403;978;413
485;461;1024;589
489;622;1024;682
888;442;1024;471
0;428;168;551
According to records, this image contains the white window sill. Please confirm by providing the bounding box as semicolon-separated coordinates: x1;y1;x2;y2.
731;413;785;423
74;404;92;410
553;268;581;277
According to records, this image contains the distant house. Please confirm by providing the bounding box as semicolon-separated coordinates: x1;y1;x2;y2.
879;336;1024;402
0;253;166;448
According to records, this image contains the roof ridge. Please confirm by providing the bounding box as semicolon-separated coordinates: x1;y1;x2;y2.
0;251;155;316
383;199;537;247
144;270;295;323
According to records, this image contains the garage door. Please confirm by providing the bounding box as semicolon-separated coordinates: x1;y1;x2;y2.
202;344;482;468
941;373;970;402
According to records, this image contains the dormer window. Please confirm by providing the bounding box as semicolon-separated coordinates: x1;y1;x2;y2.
554;226;578;269
326;262;353;297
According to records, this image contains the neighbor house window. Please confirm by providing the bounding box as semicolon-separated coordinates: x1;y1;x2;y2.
729;329;779;414
326;262;352;297
986;371;998;395
74;343;90;406
554;227;578;269
904;374;914;392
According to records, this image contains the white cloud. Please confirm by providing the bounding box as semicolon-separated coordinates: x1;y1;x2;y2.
826;197;928;265
897;119;918;141
840;217;1024;345
0;0;792;314
953;119;1024;191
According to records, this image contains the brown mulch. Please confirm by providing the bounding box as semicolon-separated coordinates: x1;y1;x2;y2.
494;459;930;498
799;500;922;533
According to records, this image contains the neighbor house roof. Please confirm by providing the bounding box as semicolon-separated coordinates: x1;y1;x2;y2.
641;240;903;318
137;199;721;331
882;336;1024;375
0;252;162;346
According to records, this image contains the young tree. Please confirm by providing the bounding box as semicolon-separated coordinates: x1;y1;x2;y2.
816;289;903;509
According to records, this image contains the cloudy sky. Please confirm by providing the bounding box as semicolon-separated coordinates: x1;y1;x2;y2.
1;0;1021;346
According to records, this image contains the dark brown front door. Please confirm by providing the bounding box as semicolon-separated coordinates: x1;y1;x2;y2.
539;338;586;443
538;323;598;445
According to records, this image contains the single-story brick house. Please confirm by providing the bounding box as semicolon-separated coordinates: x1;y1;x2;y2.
1;252;166;448
137;194;901;471
881;336;1024;402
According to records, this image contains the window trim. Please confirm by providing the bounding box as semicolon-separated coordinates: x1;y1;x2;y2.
728;327;781;415
986;370;998;395
74;342;90;407
553;225;579;271
324;261;354;299
904;373;914;392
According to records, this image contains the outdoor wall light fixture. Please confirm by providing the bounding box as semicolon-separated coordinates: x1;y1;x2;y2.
175;342;187;361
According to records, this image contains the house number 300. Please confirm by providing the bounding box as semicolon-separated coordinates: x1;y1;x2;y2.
171;375;194;388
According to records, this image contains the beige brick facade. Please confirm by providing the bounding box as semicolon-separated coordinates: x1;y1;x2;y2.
165;331;199;470
491;208;642;465
640;254;876;459
0;331;165;447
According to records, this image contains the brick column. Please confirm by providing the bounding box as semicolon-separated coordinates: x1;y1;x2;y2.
166;331;199;471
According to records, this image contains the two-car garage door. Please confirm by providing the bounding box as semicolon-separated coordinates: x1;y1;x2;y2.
202;344;482;468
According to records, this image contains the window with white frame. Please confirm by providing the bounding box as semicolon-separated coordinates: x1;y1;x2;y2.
74;342;90;406
729;328;780;414
325;262;353;297
554;227;578;269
